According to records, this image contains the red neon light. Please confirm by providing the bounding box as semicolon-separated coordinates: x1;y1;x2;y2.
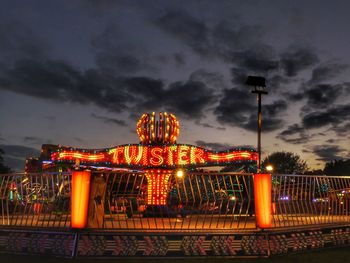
208;151;256;161
51;145;257;168
71;171;91;228
52;152;105;162
145;170;172;205
254;173;272;228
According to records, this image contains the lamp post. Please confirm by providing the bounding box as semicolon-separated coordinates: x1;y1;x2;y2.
245;76;267;173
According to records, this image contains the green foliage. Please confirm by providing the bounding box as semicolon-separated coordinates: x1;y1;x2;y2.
324;159;350;176
262;151;308;174
0;148;11;174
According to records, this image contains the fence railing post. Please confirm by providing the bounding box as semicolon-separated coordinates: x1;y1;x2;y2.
71;170;91;229
254;173;272;228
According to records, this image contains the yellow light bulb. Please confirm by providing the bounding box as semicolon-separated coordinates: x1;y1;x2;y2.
176;170;184;178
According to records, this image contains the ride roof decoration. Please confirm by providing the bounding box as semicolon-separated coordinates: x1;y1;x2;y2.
50;112;257;169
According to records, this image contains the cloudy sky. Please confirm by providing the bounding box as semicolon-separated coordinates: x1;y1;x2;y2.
0;0;349;171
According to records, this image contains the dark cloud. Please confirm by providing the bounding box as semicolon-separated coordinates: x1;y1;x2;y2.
215;89;287;132
281;103;350;146
44;116;56;121
91;24;158;75
302;84;344;110
122;76;165;109
78;0;121;10
155;11;210;56
230;67;249;86
73;137;85;143
280;46;319;77
189;69;225;89
232;44;279;73
195;121;226;131
121;77;217;118
230;63;287;97
212;22;263;57
264;100;288;116
308;61;348;85
287;90;304;101
268;74;291;90
195;140;233;151
164;80;217;118
0;59;130;112
302;104;350;129
96;53;143;74
0;58;217;120
243;112;285;132
326;139;338;143
0;144;40;171
91;113;127;127
173;52;186;66
0;20;49;64
277;124;309;144
22;136;52;145
302;149;311;153
214;88;254;128
154;11;266;61
332;122;350;137
312;145;347;161
286;82;347;116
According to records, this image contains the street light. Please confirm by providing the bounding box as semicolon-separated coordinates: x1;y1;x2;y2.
245;76;268;173
265;164;274;172
176;169;184;178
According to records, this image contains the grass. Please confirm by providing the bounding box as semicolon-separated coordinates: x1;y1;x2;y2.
1;247;350;263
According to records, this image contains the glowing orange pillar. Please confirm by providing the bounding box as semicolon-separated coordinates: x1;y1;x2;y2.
254;173;272;228
145;170;171;205
71;170;91;228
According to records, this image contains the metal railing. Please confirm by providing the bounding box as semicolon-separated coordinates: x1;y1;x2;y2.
0;172;71;228
272;174;350;227
0;172;349;231
101;171;255;231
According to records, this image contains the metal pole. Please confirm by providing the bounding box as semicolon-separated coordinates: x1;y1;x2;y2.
257;92;262;173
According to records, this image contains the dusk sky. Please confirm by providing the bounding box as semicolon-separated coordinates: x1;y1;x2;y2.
0;0;349;171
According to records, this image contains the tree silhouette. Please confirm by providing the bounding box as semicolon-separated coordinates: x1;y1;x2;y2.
324;159;350;176
262;151;307;174
0;148;11;174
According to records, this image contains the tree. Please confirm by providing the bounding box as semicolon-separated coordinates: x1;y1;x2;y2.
0;148;11;174
324;159;350;176
262;151;307;174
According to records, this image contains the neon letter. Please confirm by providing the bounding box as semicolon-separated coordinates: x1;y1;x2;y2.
177;145;190;165
166;145;177;165
124;145;143;165
190;146;206;164
150;147;164;166
108;147;125;164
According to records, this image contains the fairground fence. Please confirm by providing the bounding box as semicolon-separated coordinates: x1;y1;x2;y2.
0;171;349;231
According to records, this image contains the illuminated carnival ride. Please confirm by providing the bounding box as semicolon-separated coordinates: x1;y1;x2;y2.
36;112;257;216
